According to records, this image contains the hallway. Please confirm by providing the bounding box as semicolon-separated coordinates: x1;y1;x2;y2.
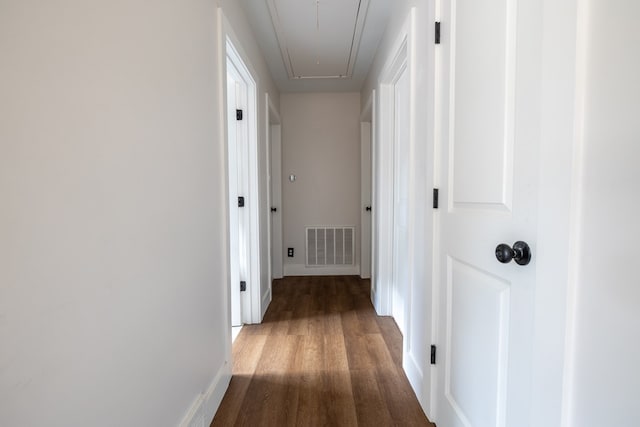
211;276;434;426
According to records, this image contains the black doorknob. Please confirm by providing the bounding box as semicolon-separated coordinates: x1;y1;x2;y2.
271;207;277;212
365;206;372;212
495;241;531;266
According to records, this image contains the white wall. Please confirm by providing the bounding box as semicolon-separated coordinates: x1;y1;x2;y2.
0;1;230;425
280;93;361;275
361;0;437;417
221;0;279;316
568;1;640;425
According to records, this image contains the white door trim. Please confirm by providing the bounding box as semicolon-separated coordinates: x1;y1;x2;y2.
532;0;587;424
374;19;409;317
223;16;262;326
265;93;282;315
362;90;377;304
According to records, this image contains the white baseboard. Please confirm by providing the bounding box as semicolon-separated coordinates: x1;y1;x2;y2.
179;361;231;427
283;263;360;276
403;349;425;409
370;285;378;310
261;286;272;319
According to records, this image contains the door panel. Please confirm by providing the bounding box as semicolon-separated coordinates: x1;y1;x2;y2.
451;0;516;209
446;257;510;427
437;0;542;425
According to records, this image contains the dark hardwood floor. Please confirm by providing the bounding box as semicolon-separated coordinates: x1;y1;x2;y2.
211;276;435;427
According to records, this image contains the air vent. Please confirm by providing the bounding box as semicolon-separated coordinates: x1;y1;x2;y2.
306;226;355;266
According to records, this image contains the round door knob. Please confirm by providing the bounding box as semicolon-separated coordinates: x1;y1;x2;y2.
495;241;531;266
271;207;277;212
365;206;372;212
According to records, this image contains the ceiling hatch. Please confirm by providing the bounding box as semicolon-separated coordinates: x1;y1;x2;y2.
266;0;371;80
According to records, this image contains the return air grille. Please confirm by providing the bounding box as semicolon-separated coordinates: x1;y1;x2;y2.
306;226;355;266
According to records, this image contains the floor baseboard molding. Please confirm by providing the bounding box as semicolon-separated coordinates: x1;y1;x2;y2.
283;263;360;276
179;362;231;427
403;349;427;415
261;287;272;319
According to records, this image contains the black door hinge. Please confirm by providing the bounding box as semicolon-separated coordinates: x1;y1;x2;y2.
435;22;441;44
430;345;437;365
238;196;245;207
236;109;243;120
240;281;247;292
433;188;439;209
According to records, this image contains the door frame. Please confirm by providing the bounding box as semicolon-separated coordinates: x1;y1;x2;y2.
265;93;282;310
360;93;374;281
226;51;244;328
373;24;409;317
223;18;262;326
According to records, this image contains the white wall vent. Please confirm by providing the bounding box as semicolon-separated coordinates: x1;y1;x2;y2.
306;226;355;266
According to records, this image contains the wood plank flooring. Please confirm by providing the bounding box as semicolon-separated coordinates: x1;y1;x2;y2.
211;276;435;427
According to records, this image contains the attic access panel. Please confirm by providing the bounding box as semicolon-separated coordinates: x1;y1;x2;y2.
267;0;370;80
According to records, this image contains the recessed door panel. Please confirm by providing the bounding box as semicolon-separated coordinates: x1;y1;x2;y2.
446;257;510;427
451;0;516;211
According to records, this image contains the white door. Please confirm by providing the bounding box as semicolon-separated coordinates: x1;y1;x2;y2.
270;124;283;279
227;61;250;327
227;70;242;327
360;122;372;279
436;0;542;425
392;64;410;336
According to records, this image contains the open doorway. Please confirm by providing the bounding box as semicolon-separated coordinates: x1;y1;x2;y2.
266;94;283;285
360;92;374;283
225;37;259;340
374;33;410;339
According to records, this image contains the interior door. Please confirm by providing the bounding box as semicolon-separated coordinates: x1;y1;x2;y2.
436;0;542;425
392;64;410;336
226;71;242;327
227;62;250;327
270;124;283;279
360;122;372;279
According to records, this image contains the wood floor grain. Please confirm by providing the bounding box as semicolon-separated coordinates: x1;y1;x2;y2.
211;276;435;427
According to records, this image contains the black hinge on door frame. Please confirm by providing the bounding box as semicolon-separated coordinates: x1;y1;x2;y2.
240;281;247;292
236;109;243;120
435;22;441;44
433;188;439;209
238;196;245;207
430;345;437;365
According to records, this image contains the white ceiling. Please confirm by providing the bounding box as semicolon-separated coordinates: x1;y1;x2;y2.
239;0;392;93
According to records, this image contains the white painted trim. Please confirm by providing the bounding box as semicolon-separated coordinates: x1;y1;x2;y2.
374;17;409;317
268;94;283;281
360;91;374;122
369;90;377;304
264;93;273;311
528;0;586;425
223;14;262;326
560;0;588;423
261;286;272;319
178;362;232;427
267;94;281;124
370;278;378;307
284;264;360;277
403;349;424;402
401;7;432;416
